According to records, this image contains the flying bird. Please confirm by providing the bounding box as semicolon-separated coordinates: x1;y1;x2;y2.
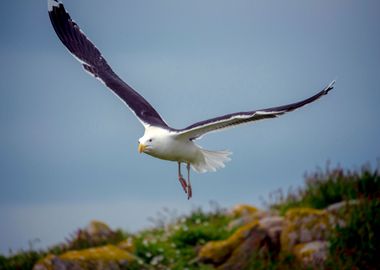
48;0;334;199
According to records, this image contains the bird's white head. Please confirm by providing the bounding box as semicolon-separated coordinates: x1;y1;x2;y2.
137;126;171;155
138;136;154;154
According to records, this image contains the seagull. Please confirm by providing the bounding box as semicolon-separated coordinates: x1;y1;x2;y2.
48;0;334;199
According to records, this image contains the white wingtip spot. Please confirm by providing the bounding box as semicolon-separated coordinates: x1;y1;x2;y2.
324;80;336;94
48;0;60;12
328;80;336;88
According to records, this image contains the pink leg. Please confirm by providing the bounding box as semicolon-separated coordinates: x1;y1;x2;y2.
187;163;192;200
178;162;187;194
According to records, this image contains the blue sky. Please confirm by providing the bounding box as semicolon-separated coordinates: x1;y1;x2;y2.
0;0;379;254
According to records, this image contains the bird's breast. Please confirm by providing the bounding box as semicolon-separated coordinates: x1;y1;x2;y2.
147;138;200;163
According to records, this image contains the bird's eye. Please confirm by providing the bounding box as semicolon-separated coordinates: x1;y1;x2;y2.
148;139;153;142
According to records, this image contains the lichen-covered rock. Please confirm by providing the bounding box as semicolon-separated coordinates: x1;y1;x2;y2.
84;221;114;238
258;216;284;249
33;245;136;270
217;227;270;270
67;221;121;249
230;204;258;218
227;215;256;230
326;199;360;214
199;220;260;265
198;218;278;270
281;208;334;252
259;216;284;229
294;240;329;266
326;199;360;228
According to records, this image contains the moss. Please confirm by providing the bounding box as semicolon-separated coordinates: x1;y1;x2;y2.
199;220;259;264
294;243;313;258
32;245;139;270
60;245;135;262
217;226;269;270
285;207;325;218
231;204;258;217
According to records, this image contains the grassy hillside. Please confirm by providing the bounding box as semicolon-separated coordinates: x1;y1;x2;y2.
1;162;379;270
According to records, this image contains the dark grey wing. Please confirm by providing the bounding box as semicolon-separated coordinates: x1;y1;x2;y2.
175;81;335;140
48;0;169;128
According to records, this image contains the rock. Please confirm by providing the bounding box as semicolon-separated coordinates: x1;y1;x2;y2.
84;221;114;238
228;208;284;243
326;199;360;214
294;240;329;267
325;199;360;228
33;245;136;270
227;208;278;230
259;216;284;229
281;208;334;252
67;221;119;249
258;216;284;250
227;215;256;230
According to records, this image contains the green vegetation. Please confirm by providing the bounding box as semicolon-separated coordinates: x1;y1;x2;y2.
327;199;380;270
133;205;232;269
0;162;379;270
0;250;42;270
268;163;380;214
247;252;301;270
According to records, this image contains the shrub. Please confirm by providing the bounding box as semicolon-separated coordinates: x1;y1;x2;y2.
0;250;44;270
269;163;380;214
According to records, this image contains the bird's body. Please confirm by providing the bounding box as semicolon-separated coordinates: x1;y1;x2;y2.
140;126;231;173
140;126;197;163
48;0;334;199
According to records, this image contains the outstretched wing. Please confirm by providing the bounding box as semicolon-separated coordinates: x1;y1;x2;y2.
175;81;335;140
48;0;169;128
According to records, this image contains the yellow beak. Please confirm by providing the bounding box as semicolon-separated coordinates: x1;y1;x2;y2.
138;143;146;153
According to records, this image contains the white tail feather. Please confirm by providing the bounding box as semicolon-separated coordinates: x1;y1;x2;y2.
191;149;232;173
